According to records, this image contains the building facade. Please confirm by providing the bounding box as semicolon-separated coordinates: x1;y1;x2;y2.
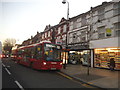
66;1;120;70
89;1;120;70
67;12;91;65
21;1;120;70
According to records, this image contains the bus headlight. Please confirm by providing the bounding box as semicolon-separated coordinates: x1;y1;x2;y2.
43;62;47;65
60;62;63;65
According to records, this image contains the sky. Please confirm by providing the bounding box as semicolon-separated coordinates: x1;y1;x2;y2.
0;0;112;44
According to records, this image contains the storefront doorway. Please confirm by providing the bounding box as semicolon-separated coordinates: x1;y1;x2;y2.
69;50;91;66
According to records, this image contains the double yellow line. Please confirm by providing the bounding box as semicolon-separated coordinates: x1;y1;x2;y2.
57;72;73;80
57;72;100;89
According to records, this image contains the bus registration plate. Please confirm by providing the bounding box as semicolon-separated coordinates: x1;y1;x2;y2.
51;62;57;64
51;68;56;70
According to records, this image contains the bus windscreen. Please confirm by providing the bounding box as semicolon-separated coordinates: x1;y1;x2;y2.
44;43;62;61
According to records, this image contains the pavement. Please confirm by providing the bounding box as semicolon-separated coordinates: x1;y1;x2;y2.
60;64;120;89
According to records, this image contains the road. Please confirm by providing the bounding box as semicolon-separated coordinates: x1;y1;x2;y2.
2;58;86;89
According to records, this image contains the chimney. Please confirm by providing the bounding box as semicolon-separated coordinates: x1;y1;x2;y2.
102;1;107;5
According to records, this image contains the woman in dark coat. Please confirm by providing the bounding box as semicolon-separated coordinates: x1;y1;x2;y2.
109;58;115;71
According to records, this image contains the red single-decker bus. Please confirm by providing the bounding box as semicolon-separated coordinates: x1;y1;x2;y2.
16;41;63;70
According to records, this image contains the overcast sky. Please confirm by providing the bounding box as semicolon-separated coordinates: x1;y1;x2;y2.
0;0;112;44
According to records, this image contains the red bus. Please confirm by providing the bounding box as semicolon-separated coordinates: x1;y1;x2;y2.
11;46;18;61
15;41;63;70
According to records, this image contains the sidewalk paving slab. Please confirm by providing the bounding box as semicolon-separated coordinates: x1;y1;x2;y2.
60;64;119;89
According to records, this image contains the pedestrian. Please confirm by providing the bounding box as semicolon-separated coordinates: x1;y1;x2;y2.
109;58;115;71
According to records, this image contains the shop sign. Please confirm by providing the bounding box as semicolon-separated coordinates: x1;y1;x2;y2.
106;28;112;36
68;44;89;49
56;39;62;45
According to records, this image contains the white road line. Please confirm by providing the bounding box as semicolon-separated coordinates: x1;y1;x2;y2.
14;80;24;90
5;68;11;75
2;63;5;67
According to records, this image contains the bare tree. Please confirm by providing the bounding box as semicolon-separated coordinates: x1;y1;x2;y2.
3;38;16;56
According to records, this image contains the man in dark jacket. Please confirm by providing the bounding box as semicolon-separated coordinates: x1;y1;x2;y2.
109;58;115;71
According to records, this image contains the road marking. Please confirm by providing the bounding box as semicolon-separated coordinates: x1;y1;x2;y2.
14;80;24;90
57;72;98;88
2;63;5;67
5;68;11;75
57;72;73;80
82;83;95;88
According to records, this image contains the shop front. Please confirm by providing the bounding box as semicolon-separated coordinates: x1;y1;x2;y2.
94;48;120;70
67;42;91;66
69;50;91;66
61;51;68;64
90;37;120;70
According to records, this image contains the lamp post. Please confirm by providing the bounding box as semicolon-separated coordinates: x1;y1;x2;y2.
87;7;93;75
62;0;69;20
62;0;69;69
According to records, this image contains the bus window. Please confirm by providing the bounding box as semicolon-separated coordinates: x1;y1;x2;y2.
44;43;61;61
24;48;31;58
17;49;23;57
30;47;35;58
35;45;43;59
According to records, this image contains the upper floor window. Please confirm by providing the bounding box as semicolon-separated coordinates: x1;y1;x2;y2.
114;22;120;37
45;32;47;38
98;8;105;20
98;26;105;39
70;21;73;25
77;18;81;22
73;33;77;39
48;31;50;37
58;27;61;34
42;34;44;39
81;37;86;42
69;21;73;30
62;35;66;41
73;21;77;29
77;21;81;28
81;15;87;26
113;2;120;16
63;25;67;32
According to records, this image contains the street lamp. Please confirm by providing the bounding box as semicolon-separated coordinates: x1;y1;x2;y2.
62;0;69;69
62;0;69;20
86;7;93;75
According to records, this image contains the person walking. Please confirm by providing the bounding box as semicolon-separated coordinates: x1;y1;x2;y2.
109;58;115;71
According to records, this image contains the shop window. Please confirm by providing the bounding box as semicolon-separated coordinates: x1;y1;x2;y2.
94;48;120;70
